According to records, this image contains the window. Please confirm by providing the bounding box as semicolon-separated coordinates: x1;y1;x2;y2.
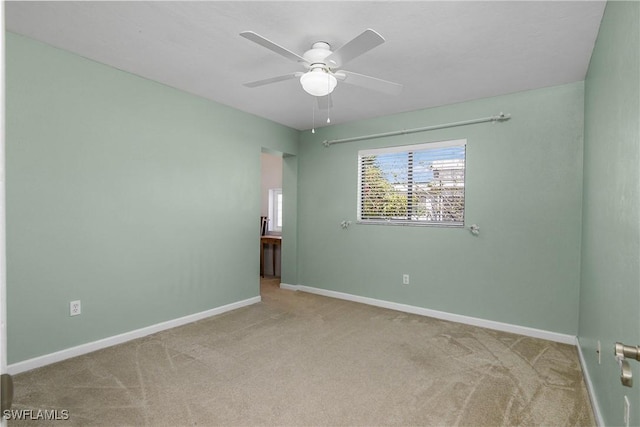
268;188;283;232
357;139;466;226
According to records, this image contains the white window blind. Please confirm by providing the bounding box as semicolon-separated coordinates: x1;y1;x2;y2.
357;139;466;226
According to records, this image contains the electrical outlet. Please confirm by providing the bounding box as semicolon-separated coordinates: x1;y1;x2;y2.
70;300;81;316
624;396;630;427
402;274;410;285
597;340;601;364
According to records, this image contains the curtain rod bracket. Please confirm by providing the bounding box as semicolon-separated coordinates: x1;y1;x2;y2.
493;112;510;122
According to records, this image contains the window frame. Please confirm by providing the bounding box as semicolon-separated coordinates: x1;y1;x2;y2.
357;139;467;227
268;188;283;233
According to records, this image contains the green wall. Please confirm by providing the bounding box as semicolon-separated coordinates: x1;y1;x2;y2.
579;2;640;426
5;33;298;364
297;82;585;335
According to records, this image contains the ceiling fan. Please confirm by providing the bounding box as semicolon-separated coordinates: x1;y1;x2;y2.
239;29;403;102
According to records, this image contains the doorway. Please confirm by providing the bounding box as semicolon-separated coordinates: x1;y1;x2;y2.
260;150;283;295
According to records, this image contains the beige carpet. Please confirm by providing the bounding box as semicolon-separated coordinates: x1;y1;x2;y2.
8;278;594;426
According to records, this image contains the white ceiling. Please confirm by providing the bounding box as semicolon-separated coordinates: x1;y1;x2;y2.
6;1;606;131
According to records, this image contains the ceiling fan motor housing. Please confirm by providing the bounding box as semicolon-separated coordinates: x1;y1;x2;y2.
302;42;333;69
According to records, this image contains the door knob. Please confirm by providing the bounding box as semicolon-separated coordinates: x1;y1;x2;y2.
615;342;640;388
616;342;640;361
616;356;633;387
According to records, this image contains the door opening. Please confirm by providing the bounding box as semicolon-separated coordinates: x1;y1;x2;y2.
260;150;283;295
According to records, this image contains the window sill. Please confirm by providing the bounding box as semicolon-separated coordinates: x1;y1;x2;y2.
356;220;464;228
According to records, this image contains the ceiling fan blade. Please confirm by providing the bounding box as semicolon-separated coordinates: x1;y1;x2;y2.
325;29;385;68
335;70;403;95
240;31;309;64
316;95;333;110
243;73;302;88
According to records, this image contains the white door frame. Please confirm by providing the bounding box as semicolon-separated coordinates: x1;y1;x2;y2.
1;1;9;425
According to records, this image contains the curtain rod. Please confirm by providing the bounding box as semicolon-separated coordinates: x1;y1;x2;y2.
322;112;511;147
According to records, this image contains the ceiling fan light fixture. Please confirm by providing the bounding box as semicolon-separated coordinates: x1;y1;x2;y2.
300;68;337;97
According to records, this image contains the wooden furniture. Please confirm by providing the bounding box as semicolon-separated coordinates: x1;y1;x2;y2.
260;235;282;277
260;216;268;236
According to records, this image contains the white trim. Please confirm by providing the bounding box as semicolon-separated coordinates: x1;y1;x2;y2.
358;138;467;156
7;296;261;375
278;283;299;291
285;284;576;345
0;0;7;380
0;7;7;424
576;338;605;427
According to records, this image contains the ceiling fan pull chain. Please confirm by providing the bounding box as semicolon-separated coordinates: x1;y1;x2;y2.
311;99;316;133
326;75;331;124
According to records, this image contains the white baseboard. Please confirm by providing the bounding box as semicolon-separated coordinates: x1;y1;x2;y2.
8;296;261;375
279;283;299;291
576;338;605;427
280;283;576;345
